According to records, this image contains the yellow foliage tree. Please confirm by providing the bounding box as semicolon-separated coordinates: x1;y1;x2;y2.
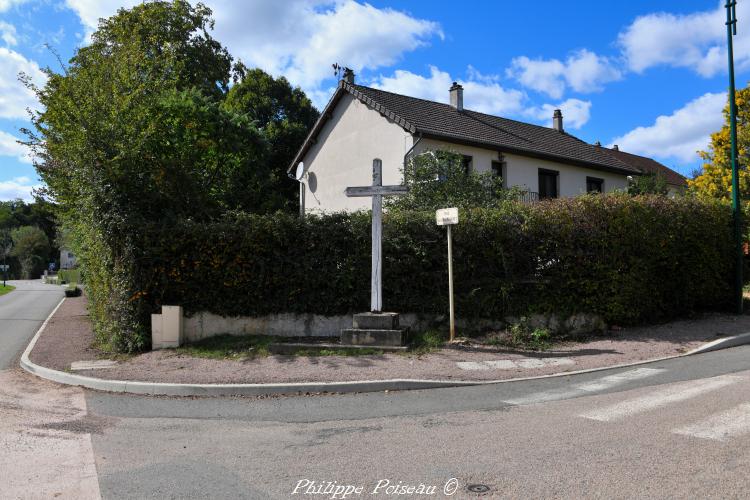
689;85;750;200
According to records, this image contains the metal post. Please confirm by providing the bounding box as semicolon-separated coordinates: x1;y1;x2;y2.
726;0;743;313
447;224;455;341
299;182;305;219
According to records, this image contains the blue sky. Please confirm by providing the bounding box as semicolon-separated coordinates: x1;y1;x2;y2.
0;0;747;200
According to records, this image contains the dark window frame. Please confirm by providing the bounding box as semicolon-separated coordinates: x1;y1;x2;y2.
461;155;473;175
491;160;505;187
538;168;559;199
586;176;604;193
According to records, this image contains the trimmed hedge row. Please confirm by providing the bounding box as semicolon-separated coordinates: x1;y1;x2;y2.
113;194;736;350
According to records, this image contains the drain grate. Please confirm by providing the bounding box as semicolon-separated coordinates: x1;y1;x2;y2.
466;484;491;493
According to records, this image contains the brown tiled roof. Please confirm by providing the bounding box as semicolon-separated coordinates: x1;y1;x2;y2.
605;148;687;186
289;81;640;175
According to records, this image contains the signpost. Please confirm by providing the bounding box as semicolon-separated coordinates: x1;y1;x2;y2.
436;207;458;341
345;159;408;312
725;0;743;313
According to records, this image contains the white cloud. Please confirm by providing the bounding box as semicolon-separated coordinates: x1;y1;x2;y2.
507;49;621;99
63;0;138;39
526;99;592;130
0;0;29;12
609;92;726;163
64;0;442;98
0;176;41;201
0;130;30;163
618;2;750;77
0;47;46;119
371;65;526;116
210;0;442;91
0;21;17;46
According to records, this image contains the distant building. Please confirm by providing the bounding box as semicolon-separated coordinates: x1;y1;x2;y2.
60;249;76;269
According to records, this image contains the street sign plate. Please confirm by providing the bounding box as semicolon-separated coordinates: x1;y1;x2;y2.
436;207;458;226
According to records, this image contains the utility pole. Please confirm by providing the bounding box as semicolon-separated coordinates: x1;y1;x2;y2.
726;0;743;313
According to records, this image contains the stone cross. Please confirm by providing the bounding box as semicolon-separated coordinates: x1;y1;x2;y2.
345;159;408;312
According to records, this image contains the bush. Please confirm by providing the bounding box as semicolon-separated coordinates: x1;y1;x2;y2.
94;194;736;352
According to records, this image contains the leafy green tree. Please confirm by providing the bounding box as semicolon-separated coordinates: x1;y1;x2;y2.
386;150;519;211
628;173;669;196
223;67;319;211
10;226;49;279
22;1;273;351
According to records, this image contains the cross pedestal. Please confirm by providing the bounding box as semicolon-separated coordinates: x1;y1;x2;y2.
341;159;409;348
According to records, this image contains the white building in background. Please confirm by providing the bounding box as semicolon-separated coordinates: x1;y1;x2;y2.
288;72;686;212
60;249;76;269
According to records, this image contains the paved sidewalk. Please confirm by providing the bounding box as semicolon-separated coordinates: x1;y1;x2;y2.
28;295;750;385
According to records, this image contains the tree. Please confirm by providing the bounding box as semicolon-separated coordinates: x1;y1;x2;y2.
22;1;319;351
385;150;519;211
23;1;269;351
628;173;668;196
689;85;750;200
10;226;49;279
223;67;319;211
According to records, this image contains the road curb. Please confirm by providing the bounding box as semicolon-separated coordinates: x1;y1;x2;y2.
684;332;750;355
19;300;750;397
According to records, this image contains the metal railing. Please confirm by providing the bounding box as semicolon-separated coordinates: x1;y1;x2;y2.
514;190;540;203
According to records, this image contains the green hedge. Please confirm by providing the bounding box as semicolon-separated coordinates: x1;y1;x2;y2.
92;194;736;351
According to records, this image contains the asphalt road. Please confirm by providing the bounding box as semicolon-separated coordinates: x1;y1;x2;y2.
0;280;64;369
3;285;750;499
86;346;750;499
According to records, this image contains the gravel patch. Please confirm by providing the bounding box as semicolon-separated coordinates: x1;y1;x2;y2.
27;296;750;383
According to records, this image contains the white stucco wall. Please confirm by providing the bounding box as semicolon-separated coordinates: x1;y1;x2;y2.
301;94;413;212
414;139;629;196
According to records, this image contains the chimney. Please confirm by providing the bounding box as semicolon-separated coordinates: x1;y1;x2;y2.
612;144;619;151
552;109;563;132
342;68;355;84
449;82;463;111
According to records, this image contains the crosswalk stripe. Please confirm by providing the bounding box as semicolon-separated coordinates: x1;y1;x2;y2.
575;368;664;392
504;367;665;405
580;375;744;422
673;403;750;442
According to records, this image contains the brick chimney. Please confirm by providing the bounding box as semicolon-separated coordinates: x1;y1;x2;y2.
612;144;619;151
552;109;563;132
449;82;463;111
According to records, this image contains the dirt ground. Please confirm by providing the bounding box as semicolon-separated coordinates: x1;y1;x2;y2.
29;295;750;383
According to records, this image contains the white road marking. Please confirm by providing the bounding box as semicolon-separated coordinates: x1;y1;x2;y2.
580;375;744;422
70;360;118;370
504;367;665;405
575;368;663;392
484;360;516;369
673;403;750;442
456;361;490;371
516;359;546;369
456;357;575;371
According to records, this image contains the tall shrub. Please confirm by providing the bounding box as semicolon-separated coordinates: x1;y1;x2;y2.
122;195;735;348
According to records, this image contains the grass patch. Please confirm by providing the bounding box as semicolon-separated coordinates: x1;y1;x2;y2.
175;334;275;360
408;329;446;355
0;284;14;296
175;334;384;359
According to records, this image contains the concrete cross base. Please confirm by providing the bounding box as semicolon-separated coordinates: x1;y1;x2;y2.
352;312;400;330
342;312;407;347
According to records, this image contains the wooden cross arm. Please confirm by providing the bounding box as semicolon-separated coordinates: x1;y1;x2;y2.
345;185;409;197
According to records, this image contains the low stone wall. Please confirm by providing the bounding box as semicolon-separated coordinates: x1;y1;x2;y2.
151;306;606;349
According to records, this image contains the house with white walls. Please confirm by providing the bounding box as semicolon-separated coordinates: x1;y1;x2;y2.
289;72;685;212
